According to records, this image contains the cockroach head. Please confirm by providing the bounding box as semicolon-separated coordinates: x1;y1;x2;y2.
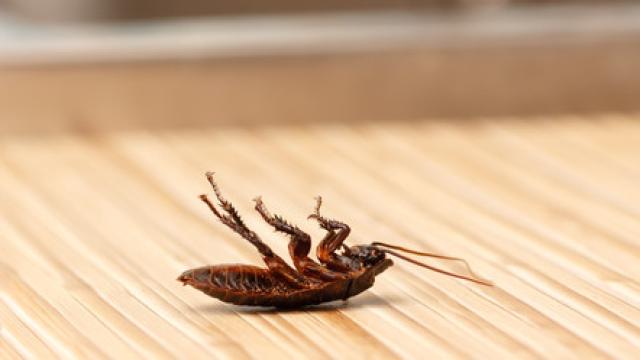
347;244;387;267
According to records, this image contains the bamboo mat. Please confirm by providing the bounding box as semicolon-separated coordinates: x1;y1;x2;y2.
1;115;639;359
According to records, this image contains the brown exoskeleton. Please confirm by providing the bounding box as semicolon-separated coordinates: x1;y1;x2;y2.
178;172;492;308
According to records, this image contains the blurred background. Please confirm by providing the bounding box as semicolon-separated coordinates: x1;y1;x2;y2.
1;0;639;133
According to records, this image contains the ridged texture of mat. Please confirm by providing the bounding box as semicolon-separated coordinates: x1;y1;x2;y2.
0;115;639;359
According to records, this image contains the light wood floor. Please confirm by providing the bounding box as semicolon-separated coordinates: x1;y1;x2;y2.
0;115;639;359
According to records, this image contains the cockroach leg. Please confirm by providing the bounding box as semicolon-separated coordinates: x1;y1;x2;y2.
253;196;347;281
200;173;308;287
254;196;312;259
200;193;274;258
309;196;355;272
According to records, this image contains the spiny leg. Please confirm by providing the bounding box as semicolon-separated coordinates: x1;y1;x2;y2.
253;196;346;281
199;194;273;257
308;196;356;272
200;172;308;287
253;196;312;258
309;196;352;251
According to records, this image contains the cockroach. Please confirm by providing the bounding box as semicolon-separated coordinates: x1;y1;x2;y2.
178;172;492;308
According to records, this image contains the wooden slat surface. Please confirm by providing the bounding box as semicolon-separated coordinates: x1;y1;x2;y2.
0;115;639;358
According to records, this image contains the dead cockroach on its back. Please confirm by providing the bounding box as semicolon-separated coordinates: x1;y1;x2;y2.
178;172;492;308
